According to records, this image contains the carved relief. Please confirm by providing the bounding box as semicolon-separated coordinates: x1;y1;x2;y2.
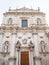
22;39;27;44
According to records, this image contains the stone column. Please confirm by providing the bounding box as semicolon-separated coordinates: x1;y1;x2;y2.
9;29;17;65
16;47;20;65
0;32;4;52
33;33;41;65
33;33;39;56
33;56;41;65
10;32;17;57
8;57;16;65
30;49;34;65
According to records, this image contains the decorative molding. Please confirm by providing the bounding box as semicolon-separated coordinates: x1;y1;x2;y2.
3;11;45;16
20;17;29;19
45;32;49;37
39;52;49;54
40;36;43;38
0;51;10;54
12;33;17;35
0;51;10;57
22;39;27;44
28;37;31;39
32;33;38;35
18;37;22;39
8;57;16;60
16;46;34;50
33;56;41;60
6;36;9;38
39;51;49;56
0;25;49;31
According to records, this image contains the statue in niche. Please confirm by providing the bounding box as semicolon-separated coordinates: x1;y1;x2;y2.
3;41;9;52
40;41;47;52
8;18;12;25
16;40;21;47
37;18;42;25
29;41;34;50
16;40;21;51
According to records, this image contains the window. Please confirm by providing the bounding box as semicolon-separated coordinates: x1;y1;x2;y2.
8;18;12;25
22;20;28;27
37;18;42;25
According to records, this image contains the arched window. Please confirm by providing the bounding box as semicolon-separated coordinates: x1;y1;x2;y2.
8;18;12;25
3;41;9;52
37;18;42;25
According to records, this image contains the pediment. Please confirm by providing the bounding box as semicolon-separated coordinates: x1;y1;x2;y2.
16;7;32;11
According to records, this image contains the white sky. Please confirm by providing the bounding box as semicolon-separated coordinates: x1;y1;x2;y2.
0;0;49;25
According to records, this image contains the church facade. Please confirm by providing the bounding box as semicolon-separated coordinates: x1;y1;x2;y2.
0;7;49;65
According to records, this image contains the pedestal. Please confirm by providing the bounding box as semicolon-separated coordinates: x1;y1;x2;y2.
8;57;16;65
33;56;41;65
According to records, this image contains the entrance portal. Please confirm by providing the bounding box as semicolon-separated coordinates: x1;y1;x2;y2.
21;51;29;65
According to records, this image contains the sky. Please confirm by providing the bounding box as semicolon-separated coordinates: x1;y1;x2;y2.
0;0;49;25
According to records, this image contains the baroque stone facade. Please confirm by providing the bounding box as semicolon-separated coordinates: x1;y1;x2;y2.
0;7;49;65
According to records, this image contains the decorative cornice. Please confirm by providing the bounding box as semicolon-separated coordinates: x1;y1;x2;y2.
3;11;45;16
0;25;49;31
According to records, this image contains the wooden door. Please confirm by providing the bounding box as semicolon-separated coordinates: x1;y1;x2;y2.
21;51;29;65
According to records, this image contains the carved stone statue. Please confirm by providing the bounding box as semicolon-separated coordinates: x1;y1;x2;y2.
41;41;47;52
3;41;9;52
